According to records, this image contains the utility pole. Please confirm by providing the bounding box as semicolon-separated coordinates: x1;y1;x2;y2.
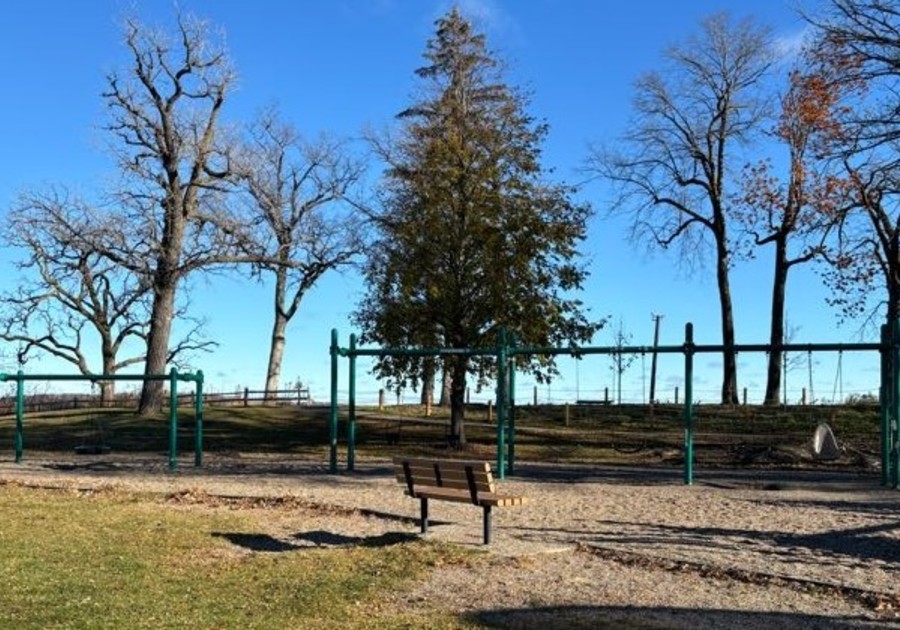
649;313;663;404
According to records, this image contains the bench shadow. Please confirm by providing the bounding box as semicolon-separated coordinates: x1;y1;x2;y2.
212;532;300;552
293;529;417;547
212;530;417;552
356;507;423;525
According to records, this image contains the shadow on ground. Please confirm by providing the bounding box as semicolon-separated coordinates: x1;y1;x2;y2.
212;530;416;552
464;604;886;629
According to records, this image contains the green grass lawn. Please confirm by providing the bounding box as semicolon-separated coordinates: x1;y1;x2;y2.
0;482;476;629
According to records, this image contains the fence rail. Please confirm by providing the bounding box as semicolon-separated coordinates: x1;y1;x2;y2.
0;387;312;415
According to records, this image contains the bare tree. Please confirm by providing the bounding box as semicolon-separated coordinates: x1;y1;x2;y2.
235;111;365;396
824;163;900;324
589;13;774;404
100;15;238;413
807;1;900;324
609;318;637;404
780;319;811;403
0;188;216;402
1;190;146;402
735;68;848;404
809;1;900;160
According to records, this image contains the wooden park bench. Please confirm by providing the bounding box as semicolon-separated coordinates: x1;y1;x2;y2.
393;457;526;545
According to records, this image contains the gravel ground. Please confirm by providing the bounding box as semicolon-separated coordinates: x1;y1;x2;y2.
2;452;900;628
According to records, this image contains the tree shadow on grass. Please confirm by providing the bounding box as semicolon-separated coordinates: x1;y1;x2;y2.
212;530;416;552
212;532;300;552
43;460;125;472
464;604;879;629
583;518;900;566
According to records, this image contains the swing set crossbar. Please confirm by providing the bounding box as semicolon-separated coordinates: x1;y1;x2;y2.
0;369;205;472
329;323;900;489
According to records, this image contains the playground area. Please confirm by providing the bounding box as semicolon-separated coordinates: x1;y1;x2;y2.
0;400;888;475
0;399;898;626
1;439;899;627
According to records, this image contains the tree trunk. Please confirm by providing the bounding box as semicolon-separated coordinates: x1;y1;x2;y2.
715;234;739;404
764;236;789;405
265;311;288;399
139;197;189;415
139;280;177;414
265;271;289;399
616;353;623;404
99;381;115;407
448;356;468;447
439;366;452;406
100;346;116;406
889;232;900;323
138;215;184;416
420;358;435;406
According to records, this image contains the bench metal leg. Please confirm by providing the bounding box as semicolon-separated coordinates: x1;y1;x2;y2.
420;497;429;535
483;505;492;545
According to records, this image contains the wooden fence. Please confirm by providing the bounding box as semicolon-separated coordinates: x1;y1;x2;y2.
0;387;312;415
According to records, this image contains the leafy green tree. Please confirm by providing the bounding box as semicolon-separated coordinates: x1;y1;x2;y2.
356;8;600;446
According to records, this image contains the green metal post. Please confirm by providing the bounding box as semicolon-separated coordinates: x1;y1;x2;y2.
683;323;694;485
168;367;178;472
893;318;900;489
496;328;507;479
348;333;357;472
15;370;24;463
508;335;517;476
881;324;891;486
194;370;204;468
329;328;339;474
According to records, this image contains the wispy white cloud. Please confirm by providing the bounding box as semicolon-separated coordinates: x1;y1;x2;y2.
456;0;505;30
772;25;813;64
434;0;523;44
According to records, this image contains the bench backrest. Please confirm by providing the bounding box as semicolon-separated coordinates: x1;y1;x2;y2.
393;457;496;503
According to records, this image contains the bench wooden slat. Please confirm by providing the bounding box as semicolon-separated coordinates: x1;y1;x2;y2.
392;472;494;493
411;488;526;507
394;461;492;476
480;494;526;507
392;458;497;493
397;458;492;473
394;463;493;482
407;487;473;503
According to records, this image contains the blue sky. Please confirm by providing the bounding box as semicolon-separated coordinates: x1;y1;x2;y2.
0;0;881;404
